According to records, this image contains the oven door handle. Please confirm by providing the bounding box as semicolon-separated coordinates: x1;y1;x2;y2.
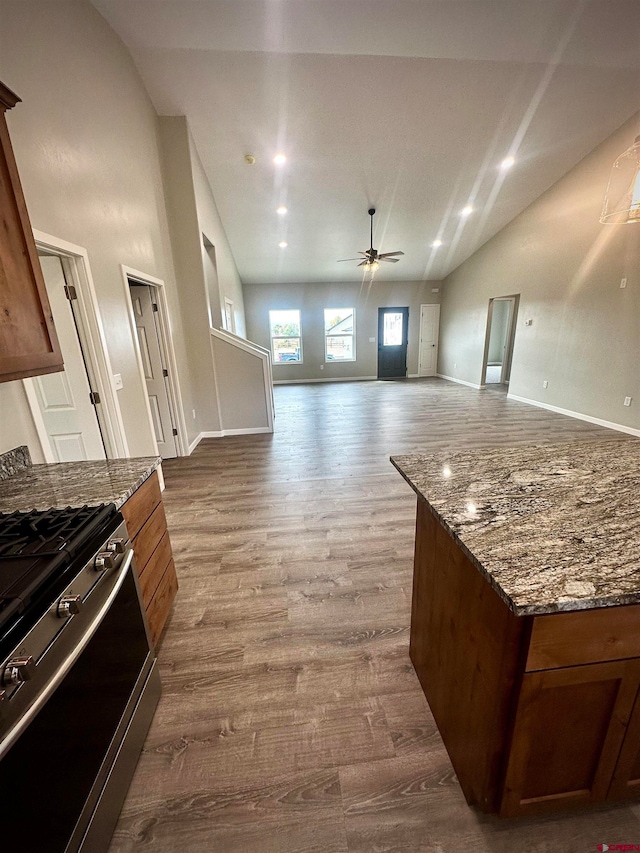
0;550;135;761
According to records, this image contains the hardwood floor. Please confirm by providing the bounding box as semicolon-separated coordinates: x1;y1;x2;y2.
109;379;639;853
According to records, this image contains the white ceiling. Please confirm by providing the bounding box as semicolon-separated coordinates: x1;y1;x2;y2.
91;0;640;284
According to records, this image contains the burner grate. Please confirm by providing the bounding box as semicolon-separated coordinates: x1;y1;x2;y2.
0;505;115;560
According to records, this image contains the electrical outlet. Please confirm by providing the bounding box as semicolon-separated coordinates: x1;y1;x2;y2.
320;364;324;370
621;278;627;289
543;381;548;389
624;396;632;407
431;288;440;293
369;337;375;343
453;363;457;370
192;409;196;419
113;373;123;391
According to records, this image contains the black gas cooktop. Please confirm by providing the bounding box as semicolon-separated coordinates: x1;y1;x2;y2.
0;504;118;640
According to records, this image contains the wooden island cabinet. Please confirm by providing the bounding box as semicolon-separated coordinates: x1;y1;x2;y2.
392;439;640;819
121;470;178;646
0;81;63;382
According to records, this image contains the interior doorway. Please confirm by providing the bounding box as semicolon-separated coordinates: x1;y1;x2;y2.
418;304;440;376
122;266;187;459
481;295;519;388
377;307;409;379
25;254;106;462
24;232;129;462
128;283;177;459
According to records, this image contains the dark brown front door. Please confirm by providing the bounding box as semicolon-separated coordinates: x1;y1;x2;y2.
377;307;409;379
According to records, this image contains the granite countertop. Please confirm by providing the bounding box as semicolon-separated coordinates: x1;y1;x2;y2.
0;449;161;513
391;438;640;617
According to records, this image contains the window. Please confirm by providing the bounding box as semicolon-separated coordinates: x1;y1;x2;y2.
269;309;302;363
324;308;355;361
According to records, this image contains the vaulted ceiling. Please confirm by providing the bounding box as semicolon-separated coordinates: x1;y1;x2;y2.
92;0;640;285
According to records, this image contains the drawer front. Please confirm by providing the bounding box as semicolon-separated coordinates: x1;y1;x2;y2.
146;561;178;646
527;605;640;671
131;502;168;573
139;531;172;608
121;471;161;540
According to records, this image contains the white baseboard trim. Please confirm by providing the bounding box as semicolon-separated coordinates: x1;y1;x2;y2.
188;431;221;453
220;426;272;436
273;376;377;385
507;394;640;438
437;373;483;390
188;426;272;452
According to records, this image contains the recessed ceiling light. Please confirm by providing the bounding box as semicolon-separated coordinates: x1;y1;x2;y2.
273;154;287;165
276;206;288;215
279;241;288;248
501;156;515;170
432;239;443;248
460;206;473;217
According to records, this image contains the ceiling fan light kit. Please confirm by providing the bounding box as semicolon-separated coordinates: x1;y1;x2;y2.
337;207;404;273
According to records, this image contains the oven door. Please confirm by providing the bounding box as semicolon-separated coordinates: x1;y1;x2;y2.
0;554;160;853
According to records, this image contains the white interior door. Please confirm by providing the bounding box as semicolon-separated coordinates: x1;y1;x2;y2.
32;256;106;461
129;283;177;459
418;304;440;376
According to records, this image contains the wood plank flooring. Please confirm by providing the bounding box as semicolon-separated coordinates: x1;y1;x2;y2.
109;379;639;853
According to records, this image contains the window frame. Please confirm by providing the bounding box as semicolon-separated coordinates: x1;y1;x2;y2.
324;307;356;363
269;309;303;365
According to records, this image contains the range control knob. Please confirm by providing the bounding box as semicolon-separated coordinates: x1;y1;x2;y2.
57;595;82;618
106;538;126;555
2;656;35;686
94;551;115;571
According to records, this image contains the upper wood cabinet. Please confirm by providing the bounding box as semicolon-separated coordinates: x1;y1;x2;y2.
0;81;63;383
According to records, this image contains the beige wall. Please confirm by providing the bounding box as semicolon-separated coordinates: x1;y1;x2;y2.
157;116;221;440
189;136;247;339
439;112;640;432
0;0;192;458
244;280;441;382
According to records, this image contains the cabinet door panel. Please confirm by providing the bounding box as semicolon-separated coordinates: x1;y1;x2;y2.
609;687;640;800
0;87;62;382
500;661;640;817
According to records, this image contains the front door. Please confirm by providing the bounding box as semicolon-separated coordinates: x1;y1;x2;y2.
378;307;409;379
129;283;177;459
31;255;106;461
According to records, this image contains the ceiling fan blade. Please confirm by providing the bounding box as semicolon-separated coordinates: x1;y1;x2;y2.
337;258;362;262
357;260;369;267
378;251;404;258
380;257;400;263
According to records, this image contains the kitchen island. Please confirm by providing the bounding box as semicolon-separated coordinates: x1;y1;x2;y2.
391;438;640;817
0;447;177;646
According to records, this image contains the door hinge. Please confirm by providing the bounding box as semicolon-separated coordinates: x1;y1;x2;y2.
163;369;169;377
64;284;78;301
172;428;178;436
89;391;101;406
152;303;159;313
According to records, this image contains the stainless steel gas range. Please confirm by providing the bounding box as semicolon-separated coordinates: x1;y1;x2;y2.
0;503;160;852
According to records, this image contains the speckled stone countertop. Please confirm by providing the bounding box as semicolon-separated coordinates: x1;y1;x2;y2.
0;455;161;513
391;438;640;617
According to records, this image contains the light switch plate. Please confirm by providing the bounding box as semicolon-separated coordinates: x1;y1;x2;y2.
113;373;123;391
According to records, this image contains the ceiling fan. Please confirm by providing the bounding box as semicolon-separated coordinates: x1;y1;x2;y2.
337;208;404;272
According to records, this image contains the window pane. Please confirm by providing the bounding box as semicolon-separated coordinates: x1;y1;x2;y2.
326;335;354;360
269;310;300;337
324;309;353;334
383;312;403;346
273;338;301;362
